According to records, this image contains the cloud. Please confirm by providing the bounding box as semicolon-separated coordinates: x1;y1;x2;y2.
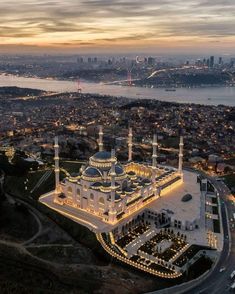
0;0;234;50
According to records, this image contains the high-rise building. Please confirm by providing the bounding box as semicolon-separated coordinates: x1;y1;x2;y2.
77;57;84;63
230;58;235;67
147;57;155;65
209;56;214;68
218;57;223;65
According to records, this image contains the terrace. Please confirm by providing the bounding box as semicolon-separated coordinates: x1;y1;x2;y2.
130;255;175;275
173;244;213;267
116;223;151;248
138;229;187;262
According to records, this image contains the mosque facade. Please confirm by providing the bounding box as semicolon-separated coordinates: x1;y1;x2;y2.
53;127;184;225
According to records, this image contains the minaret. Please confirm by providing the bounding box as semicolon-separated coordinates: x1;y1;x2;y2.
178;136;184;175
152;167;158;197
151;134;158;196
54;136;60;202
128;127;133;161
152;134;157;168
98;125;103;152
109;149;116;223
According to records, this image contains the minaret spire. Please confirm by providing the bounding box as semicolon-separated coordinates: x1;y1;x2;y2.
178;135;184;174
54;136;60;202
152;134;157;168
128;127;133;161
109;149;116;223
98;125;103;152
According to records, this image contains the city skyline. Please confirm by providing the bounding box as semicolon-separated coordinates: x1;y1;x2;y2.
0;0;235;54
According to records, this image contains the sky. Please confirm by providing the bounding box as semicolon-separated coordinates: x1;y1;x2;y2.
0;0;235;55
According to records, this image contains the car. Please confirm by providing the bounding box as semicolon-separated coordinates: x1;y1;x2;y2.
231;281;235;290
220;267;226;273
231;270;235;279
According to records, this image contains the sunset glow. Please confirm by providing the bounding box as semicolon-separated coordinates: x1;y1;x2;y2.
0;0;235;53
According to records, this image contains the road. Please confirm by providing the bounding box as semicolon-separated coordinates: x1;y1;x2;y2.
183;178;235;294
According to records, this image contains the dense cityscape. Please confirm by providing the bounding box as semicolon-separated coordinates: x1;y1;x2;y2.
0;54;235;87
0;86;234;177
0;0;235;293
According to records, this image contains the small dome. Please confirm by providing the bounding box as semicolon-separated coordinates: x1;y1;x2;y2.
102;181;120;188
115;165;124;175
108;193;121;201
115;193;121;201
83;167;102;177
142;178;151;185
91;182;102;187
127;171;136;176
70;172;79;177
93;151;112;160
108;164;125;176
102;182;111;188
124;186;134;193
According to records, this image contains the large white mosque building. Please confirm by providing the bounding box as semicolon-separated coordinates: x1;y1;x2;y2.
40;127;202;232
39;126;222;278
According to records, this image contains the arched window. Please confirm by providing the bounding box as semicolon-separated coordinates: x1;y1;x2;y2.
77;188;80;196
99;197;105;205
67;186;72;195
122;180;128;190
90;193;94;201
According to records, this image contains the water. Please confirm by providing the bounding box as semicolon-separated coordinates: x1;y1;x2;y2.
0;74;234;106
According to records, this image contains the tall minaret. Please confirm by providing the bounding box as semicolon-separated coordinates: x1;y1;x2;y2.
152;134;158;168
109;149;116;223
128;127;133;161
54;136;60;202
178;136;184;175
98;125;103;152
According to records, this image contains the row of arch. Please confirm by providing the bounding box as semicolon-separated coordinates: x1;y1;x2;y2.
66;186;105;204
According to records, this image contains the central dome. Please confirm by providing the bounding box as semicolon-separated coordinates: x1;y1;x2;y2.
93;151;112;161
90;151;117;170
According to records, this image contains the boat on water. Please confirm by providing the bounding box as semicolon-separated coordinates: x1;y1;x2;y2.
165;88;176;92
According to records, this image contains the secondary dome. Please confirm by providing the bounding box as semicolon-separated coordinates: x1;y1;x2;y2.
83;167;102;177
115;165;124;175
108;164;125;176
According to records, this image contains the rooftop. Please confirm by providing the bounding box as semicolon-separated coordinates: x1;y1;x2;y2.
147;171;202;224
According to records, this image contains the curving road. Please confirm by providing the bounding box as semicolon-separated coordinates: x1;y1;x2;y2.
182;178;235;294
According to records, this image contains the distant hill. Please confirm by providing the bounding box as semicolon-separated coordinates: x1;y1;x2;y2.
135;71;232;87
0;87;46;98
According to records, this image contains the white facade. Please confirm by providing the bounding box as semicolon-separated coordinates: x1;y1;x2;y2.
56;148;182;224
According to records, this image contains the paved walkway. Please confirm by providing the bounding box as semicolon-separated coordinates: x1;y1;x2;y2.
30;170;52;194
125;226;156;257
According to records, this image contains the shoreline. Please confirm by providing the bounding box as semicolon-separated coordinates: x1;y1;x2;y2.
0;73;235;107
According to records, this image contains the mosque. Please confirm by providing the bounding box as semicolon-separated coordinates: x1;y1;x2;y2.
39;127;222;278
43;126;190;229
